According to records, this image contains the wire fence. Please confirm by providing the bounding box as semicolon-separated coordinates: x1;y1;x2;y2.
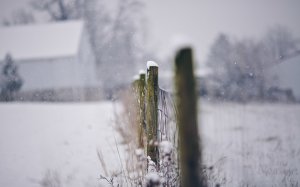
157;87;178;147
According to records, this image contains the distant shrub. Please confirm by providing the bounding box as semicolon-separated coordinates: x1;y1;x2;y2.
0;53;23;101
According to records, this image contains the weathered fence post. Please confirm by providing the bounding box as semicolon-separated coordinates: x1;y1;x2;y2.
175;47;203;187
131;75;141;147
146;61;159;165
138;70;146;148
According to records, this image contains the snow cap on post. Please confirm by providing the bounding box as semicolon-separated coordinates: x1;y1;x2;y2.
165;34;194;60
170;35;193;51
139;69;146;75
132;74;140;81
147;61;159;70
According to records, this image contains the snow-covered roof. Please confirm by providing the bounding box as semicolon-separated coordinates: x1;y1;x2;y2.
0;20;84;61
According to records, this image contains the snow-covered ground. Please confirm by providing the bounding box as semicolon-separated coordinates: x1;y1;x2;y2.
200;102;300;186
0;101;299;187
0;102;121;187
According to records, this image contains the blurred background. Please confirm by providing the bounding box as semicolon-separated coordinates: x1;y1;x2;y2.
0;0;299;101
0;0;300;187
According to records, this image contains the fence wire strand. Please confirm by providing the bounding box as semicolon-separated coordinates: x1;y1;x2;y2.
158;87;178;149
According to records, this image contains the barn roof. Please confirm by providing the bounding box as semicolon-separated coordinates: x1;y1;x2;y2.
0;20;84;61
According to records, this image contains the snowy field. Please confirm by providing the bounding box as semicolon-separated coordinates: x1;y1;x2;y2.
200;102;300;186
0;102;121;187
0;101;300;187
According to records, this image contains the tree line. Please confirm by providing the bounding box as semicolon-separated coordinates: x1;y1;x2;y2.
205;26;300;101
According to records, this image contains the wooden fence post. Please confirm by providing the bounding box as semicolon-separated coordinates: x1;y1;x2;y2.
131;75;141;147
146;61;159;165
175;47;203;187
138;70;146;148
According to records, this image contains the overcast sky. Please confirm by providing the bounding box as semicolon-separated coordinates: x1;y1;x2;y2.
145;0;300;63
1;0;300;63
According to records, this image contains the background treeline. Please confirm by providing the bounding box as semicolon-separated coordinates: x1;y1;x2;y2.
202;26;300;102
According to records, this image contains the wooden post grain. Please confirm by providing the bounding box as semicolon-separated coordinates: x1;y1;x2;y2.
175;48;203;187
131;75;141;147
146;61;159;165
138;70;146;148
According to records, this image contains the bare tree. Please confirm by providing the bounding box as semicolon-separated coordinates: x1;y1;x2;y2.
234;40;267;99
84;0;146;96
2;9;35;26
30;0;84;21
206;26;300;101
206;33;238;99
261;26;300;64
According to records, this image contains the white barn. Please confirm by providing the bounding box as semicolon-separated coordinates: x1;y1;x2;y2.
0;20;100;101
267;55;300;101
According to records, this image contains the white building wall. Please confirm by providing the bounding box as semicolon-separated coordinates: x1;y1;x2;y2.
14;27;99;92
18;56;86;91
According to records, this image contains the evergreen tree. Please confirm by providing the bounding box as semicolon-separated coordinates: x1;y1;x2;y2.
0;54;23;101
